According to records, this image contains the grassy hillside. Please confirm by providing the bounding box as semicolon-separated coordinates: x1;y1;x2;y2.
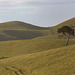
0;21;50;41
0;39;75;58
0;21;48;30
34;35;58;39
49;17;75;34
56;17;75;27
0;39;66;57
0;17;75;41
0;43;75;75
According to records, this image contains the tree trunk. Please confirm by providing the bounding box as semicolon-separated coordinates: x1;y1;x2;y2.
50;29;54;35
58;34;60;39
66;34;70;46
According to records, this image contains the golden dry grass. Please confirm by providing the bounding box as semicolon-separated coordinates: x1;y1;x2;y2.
0;43;75;75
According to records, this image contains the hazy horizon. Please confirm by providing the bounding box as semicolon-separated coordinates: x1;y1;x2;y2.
0;0;75;27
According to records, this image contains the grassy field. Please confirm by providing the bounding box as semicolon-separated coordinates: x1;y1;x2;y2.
0;39;72;57
0;40;75;75
0;21;48;30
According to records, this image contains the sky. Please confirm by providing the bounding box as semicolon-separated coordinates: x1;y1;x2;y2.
0;0;75;27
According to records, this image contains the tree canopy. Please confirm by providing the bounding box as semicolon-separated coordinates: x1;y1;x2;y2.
57;26;74;36
57;26;74;46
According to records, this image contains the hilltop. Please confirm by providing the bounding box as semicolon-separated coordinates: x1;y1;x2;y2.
50;17;75;34
56;17;75;27
0;21;48;30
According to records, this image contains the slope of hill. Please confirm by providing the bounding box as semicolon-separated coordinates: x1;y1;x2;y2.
0;43;75;75
0;39;75;58
0;39;66;57
0;21;49;41
55;17;75;28
49;17;75;34
0;17;75;41
0;21;48;30
34;35;58;39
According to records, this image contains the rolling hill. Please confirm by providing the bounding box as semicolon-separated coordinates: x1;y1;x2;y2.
0;17;75;41
0;39;69;57
0;21;49;41
55;17;75;28
0;41;75;75
0;21;48;30
50;17;75;34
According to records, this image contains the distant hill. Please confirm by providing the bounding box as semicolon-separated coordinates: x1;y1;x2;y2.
35;17;75;39
50;17;75;34
0;21;49;41
0;21;48;30
0;17;75;41
56;17;75;27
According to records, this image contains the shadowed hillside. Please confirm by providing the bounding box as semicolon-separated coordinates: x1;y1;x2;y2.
0;21;49;41
0;30;45;41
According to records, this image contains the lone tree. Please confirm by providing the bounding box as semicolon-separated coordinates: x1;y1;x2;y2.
57;26;74;46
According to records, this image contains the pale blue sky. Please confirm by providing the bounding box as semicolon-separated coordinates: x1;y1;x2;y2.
0;0;75;27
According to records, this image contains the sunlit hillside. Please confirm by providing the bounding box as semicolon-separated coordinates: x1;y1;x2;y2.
1;39;74;57
0;43;75;75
